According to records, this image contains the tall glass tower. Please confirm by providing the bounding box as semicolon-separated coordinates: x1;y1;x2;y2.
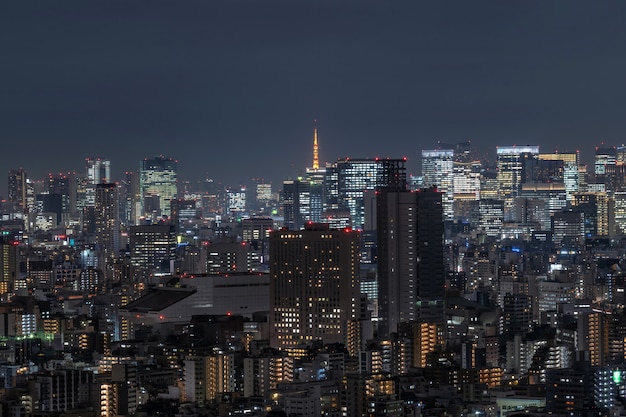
139;156;178;219
496;145;540;217
85;158;111;206
325;158;407;230
421;149;454;221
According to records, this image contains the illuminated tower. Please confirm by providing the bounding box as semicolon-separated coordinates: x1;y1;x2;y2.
305;123;325;222
313;123;319;170
270;223;360;349
139;156;178;219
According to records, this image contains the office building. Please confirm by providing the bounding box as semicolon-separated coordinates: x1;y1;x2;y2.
452;160;481;221
572;192;613;237
538;151;580;202
8;168;27;213
129;224;176;286
85;158;111;206
226;186;246;218
269;223;360;349
325;158;407;230
377;187;445;337
139;156;178;219
595;146;617;187
552;211;585;245
283;179;311;230
170;198;199;236
496;146;540;217
421;149;454;221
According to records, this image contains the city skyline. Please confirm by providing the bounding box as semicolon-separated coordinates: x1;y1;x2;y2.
4;1;626;194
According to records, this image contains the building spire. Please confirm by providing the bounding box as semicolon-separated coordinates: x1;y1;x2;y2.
313;120;319;170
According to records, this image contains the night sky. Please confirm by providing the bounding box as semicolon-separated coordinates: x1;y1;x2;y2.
3;1;626;194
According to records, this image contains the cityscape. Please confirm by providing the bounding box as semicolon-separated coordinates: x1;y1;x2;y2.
1;135;626;417
5;1;626;417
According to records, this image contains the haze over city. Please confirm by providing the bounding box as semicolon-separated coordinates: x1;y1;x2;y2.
4;0;626;194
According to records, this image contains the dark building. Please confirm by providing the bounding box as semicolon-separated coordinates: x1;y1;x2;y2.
377;186;445;338
95;183;120;259
8;168;27;213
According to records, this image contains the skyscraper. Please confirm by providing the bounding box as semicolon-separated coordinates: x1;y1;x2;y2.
129;224;176;287
269;223;360;349
325;158;407;230
282;179;311;230
496;146;540;218
377;187;445;337
95;183;120;259
8;168;27;213
538;151;580;202
421;149;454;221
139;156;177;219
85;158;111;206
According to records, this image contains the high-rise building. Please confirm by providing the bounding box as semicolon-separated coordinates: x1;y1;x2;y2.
572;192;613;237
538;151;580;202
325;158;407;230
95;183;120;259
269;223;360;349
452;160;481;220
282;179;311;230
226;186;247;218
377;187;445;337
0;239;19;298
595;146;616;178
551;211;585;245
117;171;135;226
421;149;454;221
170;198;198;235
139;156;178;219
129;224;176;287
8;168;27;213
85;158;111;206
496;146;540;217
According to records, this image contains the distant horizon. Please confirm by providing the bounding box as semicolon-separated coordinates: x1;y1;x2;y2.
0;137;606;199
3;1;626;196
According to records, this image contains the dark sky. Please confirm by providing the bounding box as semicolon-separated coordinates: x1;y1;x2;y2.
3;1;626;194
